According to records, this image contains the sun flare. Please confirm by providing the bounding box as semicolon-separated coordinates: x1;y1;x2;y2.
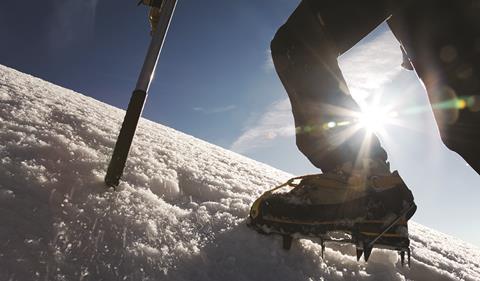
357;105;395;134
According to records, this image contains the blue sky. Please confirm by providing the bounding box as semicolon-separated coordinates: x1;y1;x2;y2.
1;1;480;247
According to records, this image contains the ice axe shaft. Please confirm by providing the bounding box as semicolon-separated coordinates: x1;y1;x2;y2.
105;0;177;188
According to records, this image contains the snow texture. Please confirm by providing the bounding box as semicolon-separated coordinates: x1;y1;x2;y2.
0;64;479;281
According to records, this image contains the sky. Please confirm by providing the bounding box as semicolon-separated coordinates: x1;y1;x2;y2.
1;1;479;246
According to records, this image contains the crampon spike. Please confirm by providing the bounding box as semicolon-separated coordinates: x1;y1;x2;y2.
408;248;411;267
356;248;363;261
364;246;373;262
321;240;325;258
400;251;405;266
282;235;293;250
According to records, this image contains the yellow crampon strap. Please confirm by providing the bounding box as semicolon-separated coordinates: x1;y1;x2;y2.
249;176;306;219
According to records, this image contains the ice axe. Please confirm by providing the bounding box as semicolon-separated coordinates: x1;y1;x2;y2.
105;0;177;188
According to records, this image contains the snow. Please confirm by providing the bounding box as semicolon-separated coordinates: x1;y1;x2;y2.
0;64;479;281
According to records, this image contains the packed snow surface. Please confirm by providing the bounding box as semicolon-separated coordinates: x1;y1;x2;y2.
0;64;479;281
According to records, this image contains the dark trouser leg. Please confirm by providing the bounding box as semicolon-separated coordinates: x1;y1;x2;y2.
271;1;389;172
388;0;480;174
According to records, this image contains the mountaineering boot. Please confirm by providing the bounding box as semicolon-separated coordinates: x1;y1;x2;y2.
252;158;415;224
247;158;416;260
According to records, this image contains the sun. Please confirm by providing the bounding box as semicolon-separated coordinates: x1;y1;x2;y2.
321;100;400;141
357;105;396;134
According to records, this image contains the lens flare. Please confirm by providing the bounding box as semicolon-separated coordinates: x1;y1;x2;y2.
327;121;336;128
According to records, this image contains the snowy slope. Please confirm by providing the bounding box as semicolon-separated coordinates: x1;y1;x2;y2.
0;64;479;281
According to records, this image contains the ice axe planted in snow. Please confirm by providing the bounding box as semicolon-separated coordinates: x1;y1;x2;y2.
105;0;177;188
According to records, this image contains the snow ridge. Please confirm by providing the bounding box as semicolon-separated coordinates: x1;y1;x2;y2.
0;64;479;280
